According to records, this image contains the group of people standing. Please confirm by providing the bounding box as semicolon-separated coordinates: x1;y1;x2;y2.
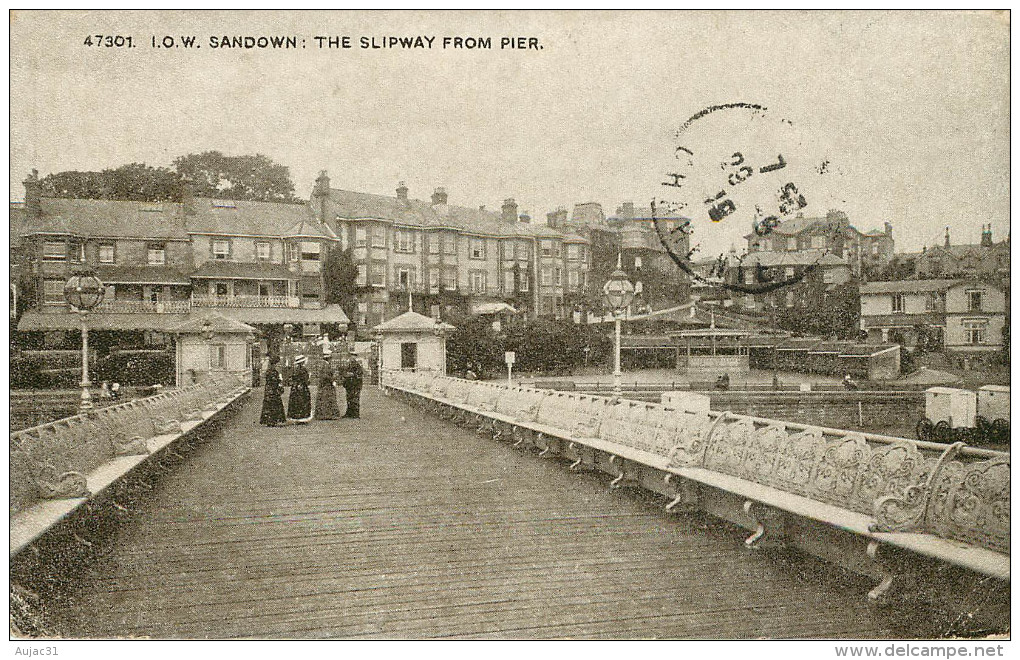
259;351;364;426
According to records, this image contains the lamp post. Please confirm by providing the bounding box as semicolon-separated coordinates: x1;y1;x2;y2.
602;254;635;398
63;269;105;412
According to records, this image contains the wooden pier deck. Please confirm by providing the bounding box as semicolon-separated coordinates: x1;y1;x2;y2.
42;388;920;639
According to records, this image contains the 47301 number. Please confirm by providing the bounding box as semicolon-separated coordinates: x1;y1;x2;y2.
83;35;134;47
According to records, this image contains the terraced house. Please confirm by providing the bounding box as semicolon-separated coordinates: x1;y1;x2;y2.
308;173;592;327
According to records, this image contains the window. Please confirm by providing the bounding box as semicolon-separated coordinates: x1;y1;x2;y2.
811;235;826;249
212;240;230;260
429;269;440;293
568;270;579;291
397;267;414;290
69;241;84;263
504;271;515;294
287;243;298;262
785;267;795;278
43;279;64;303
258;282;272;297
542;297;555;315
519;272;529;292
541;240;554;257
567;244;580;261
372;225;386;248
209;345;226;369
554;268;562;286
892;293;905;313
396;230;415;253
215;282;229;297
470;271;487;294
516;241;531;260
470;238;486;260
872;244;880;256
579;246;587;262
370;263;386;287
98;243;115;264
300;242;321;261
355;226;368;247
428;234;440;255
964;320;987;345
787;237;797;251
541;267;552;286
443;267;457;291
967;290;983;312
148;242;167;265
43;242;65;260
443;234;457;255
554;242;562;258
634;256;643;270
356;264;367;286
256;242;271;261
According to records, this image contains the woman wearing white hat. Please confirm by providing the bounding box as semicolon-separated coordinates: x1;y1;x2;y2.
287;355;312;423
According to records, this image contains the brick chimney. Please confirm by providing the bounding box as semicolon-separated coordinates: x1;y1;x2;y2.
981;224;993;247
23;169;41;218
619;202;635;219
547;207;568;229
501;198;518;224
945;226;951;247
181;176;197;215
431;187;447;205
396;181;408;201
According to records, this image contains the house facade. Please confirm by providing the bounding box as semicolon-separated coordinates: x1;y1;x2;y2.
310;173;591;328
744;210;894;278
859;278;1008;356
13;171;349;357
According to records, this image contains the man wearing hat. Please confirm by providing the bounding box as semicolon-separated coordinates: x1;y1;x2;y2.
342;348;364;419
287;355;312;423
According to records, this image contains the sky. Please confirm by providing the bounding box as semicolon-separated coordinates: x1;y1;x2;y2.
9;10;1010;255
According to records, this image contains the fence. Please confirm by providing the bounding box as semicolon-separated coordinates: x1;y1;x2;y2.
383;370;1008;606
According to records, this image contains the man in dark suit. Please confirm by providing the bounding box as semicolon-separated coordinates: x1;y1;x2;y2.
342;351;364;419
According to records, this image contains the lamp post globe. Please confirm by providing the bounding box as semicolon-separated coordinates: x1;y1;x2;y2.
601;256;634;399
64;269;105;413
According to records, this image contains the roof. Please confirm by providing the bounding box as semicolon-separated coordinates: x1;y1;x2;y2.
190;260;295;280
175;312;256;334
326;189;577;240
94;265;191;285
859;279;957;294
185;198;326;238
740;251;849;268
19;309;189;332
207;304;350;326
372;310;455;333
473;302;518;315
16;198;189;240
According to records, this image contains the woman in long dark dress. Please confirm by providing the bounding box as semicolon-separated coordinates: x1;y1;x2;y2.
287;355;313;423
259;357;286;426
313;356;343;420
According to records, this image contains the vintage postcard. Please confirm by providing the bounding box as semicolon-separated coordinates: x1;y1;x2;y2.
8;9;1011;650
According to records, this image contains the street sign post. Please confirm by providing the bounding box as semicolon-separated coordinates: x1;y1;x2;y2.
504;351;516;384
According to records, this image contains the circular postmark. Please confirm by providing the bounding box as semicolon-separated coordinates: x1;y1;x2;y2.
646;103;838;295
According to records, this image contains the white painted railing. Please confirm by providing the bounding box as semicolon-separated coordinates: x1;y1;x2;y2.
191;294;300;308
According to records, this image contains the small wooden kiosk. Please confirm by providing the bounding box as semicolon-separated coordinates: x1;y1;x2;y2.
373;311;455;374
174;312;257;386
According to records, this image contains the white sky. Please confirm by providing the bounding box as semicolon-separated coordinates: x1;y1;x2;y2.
9;10;1010;254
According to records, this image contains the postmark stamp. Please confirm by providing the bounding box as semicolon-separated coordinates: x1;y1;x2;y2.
648;103;839;294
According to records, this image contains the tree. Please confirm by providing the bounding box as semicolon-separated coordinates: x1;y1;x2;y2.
173;151;296;202
322;247;359;317
38;152;298;203
41;163;181;201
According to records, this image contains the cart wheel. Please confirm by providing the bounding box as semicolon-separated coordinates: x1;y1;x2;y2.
915;418;934;443
934;420;953;443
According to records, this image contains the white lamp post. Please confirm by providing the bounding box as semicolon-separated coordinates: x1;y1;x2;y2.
602;254;635;398
63;269;105;412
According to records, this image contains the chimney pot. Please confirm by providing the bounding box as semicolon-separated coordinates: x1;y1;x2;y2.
431;187;448;205
501;198;518;224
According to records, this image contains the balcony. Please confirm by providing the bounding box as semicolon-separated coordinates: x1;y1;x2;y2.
96;300;191;314
191;294;300;309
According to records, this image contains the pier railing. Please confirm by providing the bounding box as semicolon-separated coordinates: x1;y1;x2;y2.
383;370;1008;602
